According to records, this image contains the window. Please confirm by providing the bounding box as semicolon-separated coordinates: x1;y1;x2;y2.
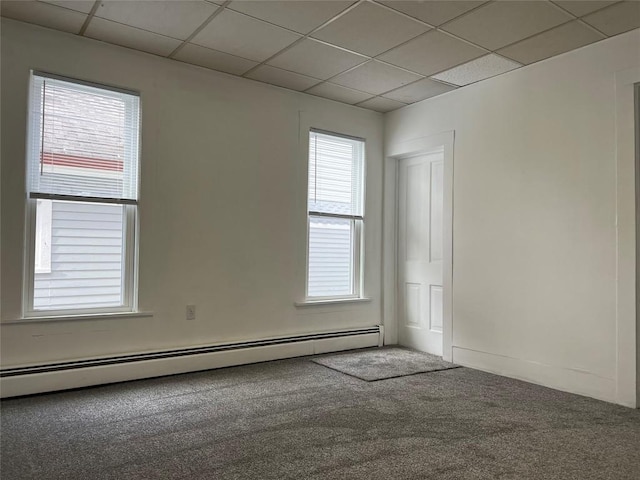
24;72;140;316
306;130;365;299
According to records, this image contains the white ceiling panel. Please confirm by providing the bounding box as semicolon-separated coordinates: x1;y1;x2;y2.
191;9;301;62
95;1;217;41
246;65;320;91
39;0;95;14
228;1;354;34
267;39;367;80
307;82;373;104
1;0;630;113
552;1;619;17
383;78;457;103
442;1;573;50
432;54;521;86
174;43;258;75
357;96;406;113
331;60;422;95
311;1;429;56
582;1;640;36
378;0;487;26
379;30;485;76
85;17;182;57
1;0;86;34
498;20;605;65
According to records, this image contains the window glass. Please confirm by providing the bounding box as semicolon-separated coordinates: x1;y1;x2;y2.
25;73;140;315
307;130;364;299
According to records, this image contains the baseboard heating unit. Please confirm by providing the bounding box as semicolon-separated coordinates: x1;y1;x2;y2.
0;326;383;398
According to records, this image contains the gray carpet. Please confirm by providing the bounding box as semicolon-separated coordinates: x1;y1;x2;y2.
1;349;640;480
312;346;459;381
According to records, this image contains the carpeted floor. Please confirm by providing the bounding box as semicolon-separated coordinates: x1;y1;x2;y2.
1;349;640;479
312;346;459;381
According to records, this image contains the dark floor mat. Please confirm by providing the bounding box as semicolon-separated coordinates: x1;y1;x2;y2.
311;346;459;381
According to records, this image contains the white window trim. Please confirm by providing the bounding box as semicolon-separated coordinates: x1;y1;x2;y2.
295;297;372;307
5;311;153;325
21;72;141;319
304;128;366;302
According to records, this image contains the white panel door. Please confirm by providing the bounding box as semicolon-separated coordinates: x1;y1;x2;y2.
398;152;444;355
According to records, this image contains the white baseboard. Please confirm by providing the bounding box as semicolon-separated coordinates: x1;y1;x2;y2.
0;329;380;398
452;346;617;404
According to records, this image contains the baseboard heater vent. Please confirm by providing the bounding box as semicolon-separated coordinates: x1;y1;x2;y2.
0;326;381;378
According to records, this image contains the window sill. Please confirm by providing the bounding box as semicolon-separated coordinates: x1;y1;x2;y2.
295;298;371;307
4;311;154;324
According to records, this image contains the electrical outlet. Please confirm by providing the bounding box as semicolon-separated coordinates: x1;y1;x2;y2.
186;305;196;321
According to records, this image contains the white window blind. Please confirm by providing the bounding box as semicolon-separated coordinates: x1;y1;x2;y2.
308;131;364;217
307;130;364;299
27;74;140;203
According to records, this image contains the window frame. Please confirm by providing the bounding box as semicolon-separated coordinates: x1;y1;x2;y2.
305;128;366;301
22;72;141;318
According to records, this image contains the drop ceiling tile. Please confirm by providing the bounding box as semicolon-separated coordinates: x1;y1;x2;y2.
379;1;487;26
267;38;367;80
307;82;373;104
191;9;302;62
246;65;320;91
331;60;422;95
498;20;605;65
442;1;573;50
378;30;485;76
228;1;354;34
552;1;619;17
85;17;182;56
311;1;429;56
357;97;406;113
383;78;457;103
95;0;217;40
38;0;95;14
582;1;640;36
174;43;258;75
0;0;86;34
432;54;521;86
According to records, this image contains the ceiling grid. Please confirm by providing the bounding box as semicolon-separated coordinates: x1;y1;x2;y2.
0;0;637;112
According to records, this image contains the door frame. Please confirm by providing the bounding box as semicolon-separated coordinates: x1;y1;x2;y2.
383;131;454;361
614;68;639;408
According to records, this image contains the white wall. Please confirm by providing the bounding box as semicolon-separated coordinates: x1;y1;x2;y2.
385;29;639;405
0;19;384;367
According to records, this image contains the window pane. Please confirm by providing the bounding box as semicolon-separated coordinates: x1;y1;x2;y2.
34;199;52;274
28;75;140;201
308;131;363;216
33;200;125;310
308;216;353;297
